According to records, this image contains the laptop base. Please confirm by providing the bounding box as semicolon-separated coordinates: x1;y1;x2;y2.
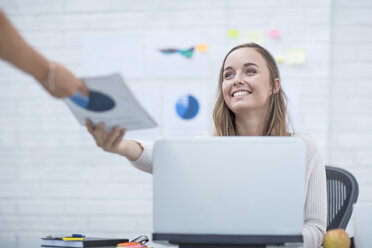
153;233;302;248
178;244;265;248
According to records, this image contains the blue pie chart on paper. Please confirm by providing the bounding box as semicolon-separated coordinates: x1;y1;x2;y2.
175;94;199;120
69;90;115;112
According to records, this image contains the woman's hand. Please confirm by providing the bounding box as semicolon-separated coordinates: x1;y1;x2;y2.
85;119;144;161
86;119;126;155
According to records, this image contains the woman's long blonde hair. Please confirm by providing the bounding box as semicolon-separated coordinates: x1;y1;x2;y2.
213;43;291;136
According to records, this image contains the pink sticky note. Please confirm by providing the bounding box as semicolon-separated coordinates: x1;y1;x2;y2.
269;29;281;39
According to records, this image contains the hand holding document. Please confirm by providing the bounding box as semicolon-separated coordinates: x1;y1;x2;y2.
64;74;157;132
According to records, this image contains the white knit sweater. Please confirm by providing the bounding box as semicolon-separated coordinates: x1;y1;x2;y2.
130;133;327;248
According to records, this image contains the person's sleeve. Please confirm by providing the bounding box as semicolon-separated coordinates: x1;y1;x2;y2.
129;140;154;174
302;149;327;248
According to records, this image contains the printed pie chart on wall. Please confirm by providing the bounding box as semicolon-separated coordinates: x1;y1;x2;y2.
175;94;199;120
69;90;115;112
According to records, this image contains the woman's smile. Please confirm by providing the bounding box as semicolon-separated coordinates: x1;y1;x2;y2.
231;89;252;98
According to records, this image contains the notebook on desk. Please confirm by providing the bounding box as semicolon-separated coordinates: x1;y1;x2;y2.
152;137;306;247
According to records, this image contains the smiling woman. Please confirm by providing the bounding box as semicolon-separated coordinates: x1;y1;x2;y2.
214;43;288;136
86;43;327;248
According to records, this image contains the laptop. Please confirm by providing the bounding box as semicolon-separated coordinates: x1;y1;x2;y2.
152;137;305;247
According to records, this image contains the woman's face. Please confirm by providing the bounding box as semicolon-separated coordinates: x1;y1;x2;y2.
222;47;273;116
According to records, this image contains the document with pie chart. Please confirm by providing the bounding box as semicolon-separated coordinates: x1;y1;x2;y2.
64;74;157;132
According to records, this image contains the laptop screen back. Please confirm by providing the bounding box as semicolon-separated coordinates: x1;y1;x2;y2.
153;137;305;237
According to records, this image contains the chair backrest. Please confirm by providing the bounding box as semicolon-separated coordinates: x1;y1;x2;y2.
326;166;359;230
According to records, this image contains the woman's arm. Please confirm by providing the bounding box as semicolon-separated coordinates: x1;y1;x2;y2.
302;147;327;248
0;9;88;98
86;119;154;173
86;119;144;161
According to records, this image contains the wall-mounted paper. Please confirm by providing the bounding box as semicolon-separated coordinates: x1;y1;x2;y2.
246;31;263;45
269;29;281;39
228;29;239;38
163;83;208;137
287;48;305;65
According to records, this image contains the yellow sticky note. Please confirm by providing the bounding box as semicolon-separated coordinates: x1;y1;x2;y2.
228;29;239;38
287;48;305;65
246;31;263;45
195;44;208;52
275;56;284;63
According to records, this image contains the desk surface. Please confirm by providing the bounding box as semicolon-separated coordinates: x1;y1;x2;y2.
152;243;305;248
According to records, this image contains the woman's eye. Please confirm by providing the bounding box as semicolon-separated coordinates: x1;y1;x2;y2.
246;69;256;74
224;72;234;78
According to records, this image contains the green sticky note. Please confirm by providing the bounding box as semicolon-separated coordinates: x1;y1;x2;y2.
246;31;263;45
228;29;239;38
275;56;284;63
287;48;306;65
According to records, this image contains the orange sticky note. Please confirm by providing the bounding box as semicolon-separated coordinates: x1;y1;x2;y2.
195;44;208;52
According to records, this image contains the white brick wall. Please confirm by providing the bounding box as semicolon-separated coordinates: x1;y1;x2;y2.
0;0;370;247
329;0;372;204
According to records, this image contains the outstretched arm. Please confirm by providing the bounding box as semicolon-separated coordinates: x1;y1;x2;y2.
86;119;144;161
0;9;88;98
86;119;154;173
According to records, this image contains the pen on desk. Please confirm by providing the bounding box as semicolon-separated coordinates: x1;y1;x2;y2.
63;237;84;241
72;234;85;238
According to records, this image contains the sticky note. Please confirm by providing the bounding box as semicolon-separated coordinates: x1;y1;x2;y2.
228;29;239;38
275;56;284;63
287;48;305;65
246;31;263;45
269;29;281;39
195;44;208;52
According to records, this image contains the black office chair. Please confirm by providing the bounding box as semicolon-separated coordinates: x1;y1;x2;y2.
326;166;359;231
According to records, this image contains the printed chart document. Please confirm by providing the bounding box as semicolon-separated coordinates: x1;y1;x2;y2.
64;74;157;132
